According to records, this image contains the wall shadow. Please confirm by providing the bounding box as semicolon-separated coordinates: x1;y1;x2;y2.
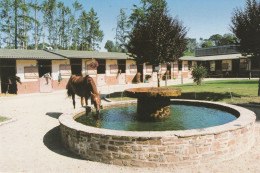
46;112;63;119
43;126;84;160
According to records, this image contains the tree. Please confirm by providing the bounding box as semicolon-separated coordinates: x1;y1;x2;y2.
231;0;260;96
209;33;237;46
71;0;82;50
41;0;56;48
199;38;213;48
87;8;104;51
191;65;208;85
127;0;187;65
0;0;14;48
115;8;130;52
30;0;41;50
186;38;198;53
104;40;116;52
127;0;187;86
78;10;88;50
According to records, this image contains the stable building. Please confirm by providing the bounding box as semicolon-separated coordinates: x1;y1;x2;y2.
179;45;259;78
0;49;141;94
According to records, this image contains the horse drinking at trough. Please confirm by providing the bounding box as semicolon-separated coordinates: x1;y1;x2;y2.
66;75;102;113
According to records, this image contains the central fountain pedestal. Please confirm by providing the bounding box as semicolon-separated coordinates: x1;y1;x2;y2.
125;87;181;120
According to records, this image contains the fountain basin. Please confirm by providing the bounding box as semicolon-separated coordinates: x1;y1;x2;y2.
59;99;256;168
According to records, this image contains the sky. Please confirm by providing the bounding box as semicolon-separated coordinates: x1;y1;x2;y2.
62;0;247;52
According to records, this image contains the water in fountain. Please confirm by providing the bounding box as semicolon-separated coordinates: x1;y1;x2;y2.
75;104;237;131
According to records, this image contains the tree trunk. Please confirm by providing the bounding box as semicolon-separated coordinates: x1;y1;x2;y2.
157;73;160;87
35;0;37;50
23;0;27;50
15;0;18;49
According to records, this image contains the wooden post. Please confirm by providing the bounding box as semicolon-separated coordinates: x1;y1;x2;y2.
0;71;1;93
258;77;260;96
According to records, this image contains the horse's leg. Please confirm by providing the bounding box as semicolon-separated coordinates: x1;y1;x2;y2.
72;93;76;109
6;84;9;94
81;97;84;107
85;97;88;106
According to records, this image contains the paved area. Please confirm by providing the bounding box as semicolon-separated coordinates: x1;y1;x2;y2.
0;78;260;173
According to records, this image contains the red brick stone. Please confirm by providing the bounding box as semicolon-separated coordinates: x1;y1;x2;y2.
241;127;248;134
133;145;143;151
196;147;210;154
149;140;162;145
136;140;149;144
166;155;180;162
158;147;166;152
211;141;220;151
228;139;236;146
108;146;118;152
149;148;157;152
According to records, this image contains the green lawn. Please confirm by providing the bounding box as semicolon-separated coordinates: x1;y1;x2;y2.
0;116;9;123
107;80;260;104
105;92;137;101
170;79;259;104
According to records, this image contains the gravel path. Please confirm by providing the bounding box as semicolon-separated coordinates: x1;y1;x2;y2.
0;86;260;173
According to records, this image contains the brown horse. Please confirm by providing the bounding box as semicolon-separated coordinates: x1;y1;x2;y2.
66;75;102;113
6;76;22;94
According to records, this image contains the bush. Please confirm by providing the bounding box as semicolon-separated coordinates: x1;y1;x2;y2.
191;65;208;85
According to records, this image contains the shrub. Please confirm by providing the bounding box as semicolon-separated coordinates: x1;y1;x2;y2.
191;65;208;85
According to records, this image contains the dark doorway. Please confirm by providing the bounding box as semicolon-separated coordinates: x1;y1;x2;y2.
97;59;106;74
70;59;82;76
232;59;240;77
38;60;52;77
0;59;17;94
118;60;126;73
137;64;143;82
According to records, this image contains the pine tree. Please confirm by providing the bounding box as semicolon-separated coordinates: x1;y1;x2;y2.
87;8;103;51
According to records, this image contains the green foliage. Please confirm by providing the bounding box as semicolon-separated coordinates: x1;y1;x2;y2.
104;40;116;52
200;39;213;48
0;116;9;123
184;52;194;56
231;0;260;96
191;65;208;85
115;8;130;53
186;38;198;53
199;33;237;48
231;0;260;57
127;0;188;65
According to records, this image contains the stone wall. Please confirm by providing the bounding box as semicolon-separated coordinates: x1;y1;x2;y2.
59;100;256;168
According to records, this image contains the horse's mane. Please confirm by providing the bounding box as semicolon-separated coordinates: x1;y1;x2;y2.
85;75;98;94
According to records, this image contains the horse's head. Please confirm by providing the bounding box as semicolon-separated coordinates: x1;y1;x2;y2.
90;91;102;113
15;76;22;84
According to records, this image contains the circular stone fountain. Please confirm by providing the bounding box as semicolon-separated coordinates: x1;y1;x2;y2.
124;87;181;120
59;98;256;168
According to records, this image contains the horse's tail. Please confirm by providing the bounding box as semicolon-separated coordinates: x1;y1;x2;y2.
66;76;73;97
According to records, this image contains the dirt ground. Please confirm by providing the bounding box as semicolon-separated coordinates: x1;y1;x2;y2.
0;89;260;173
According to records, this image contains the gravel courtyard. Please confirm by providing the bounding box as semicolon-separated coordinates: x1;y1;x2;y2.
0;87;260;173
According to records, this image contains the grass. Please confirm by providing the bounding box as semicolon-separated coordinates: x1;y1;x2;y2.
184;52;195;56
106;79;260;105
105;92;137;101
170;79;260;104
0;116;9;123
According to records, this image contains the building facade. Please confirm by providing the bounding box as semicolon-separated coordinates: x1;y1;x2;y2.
0;46;259;94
